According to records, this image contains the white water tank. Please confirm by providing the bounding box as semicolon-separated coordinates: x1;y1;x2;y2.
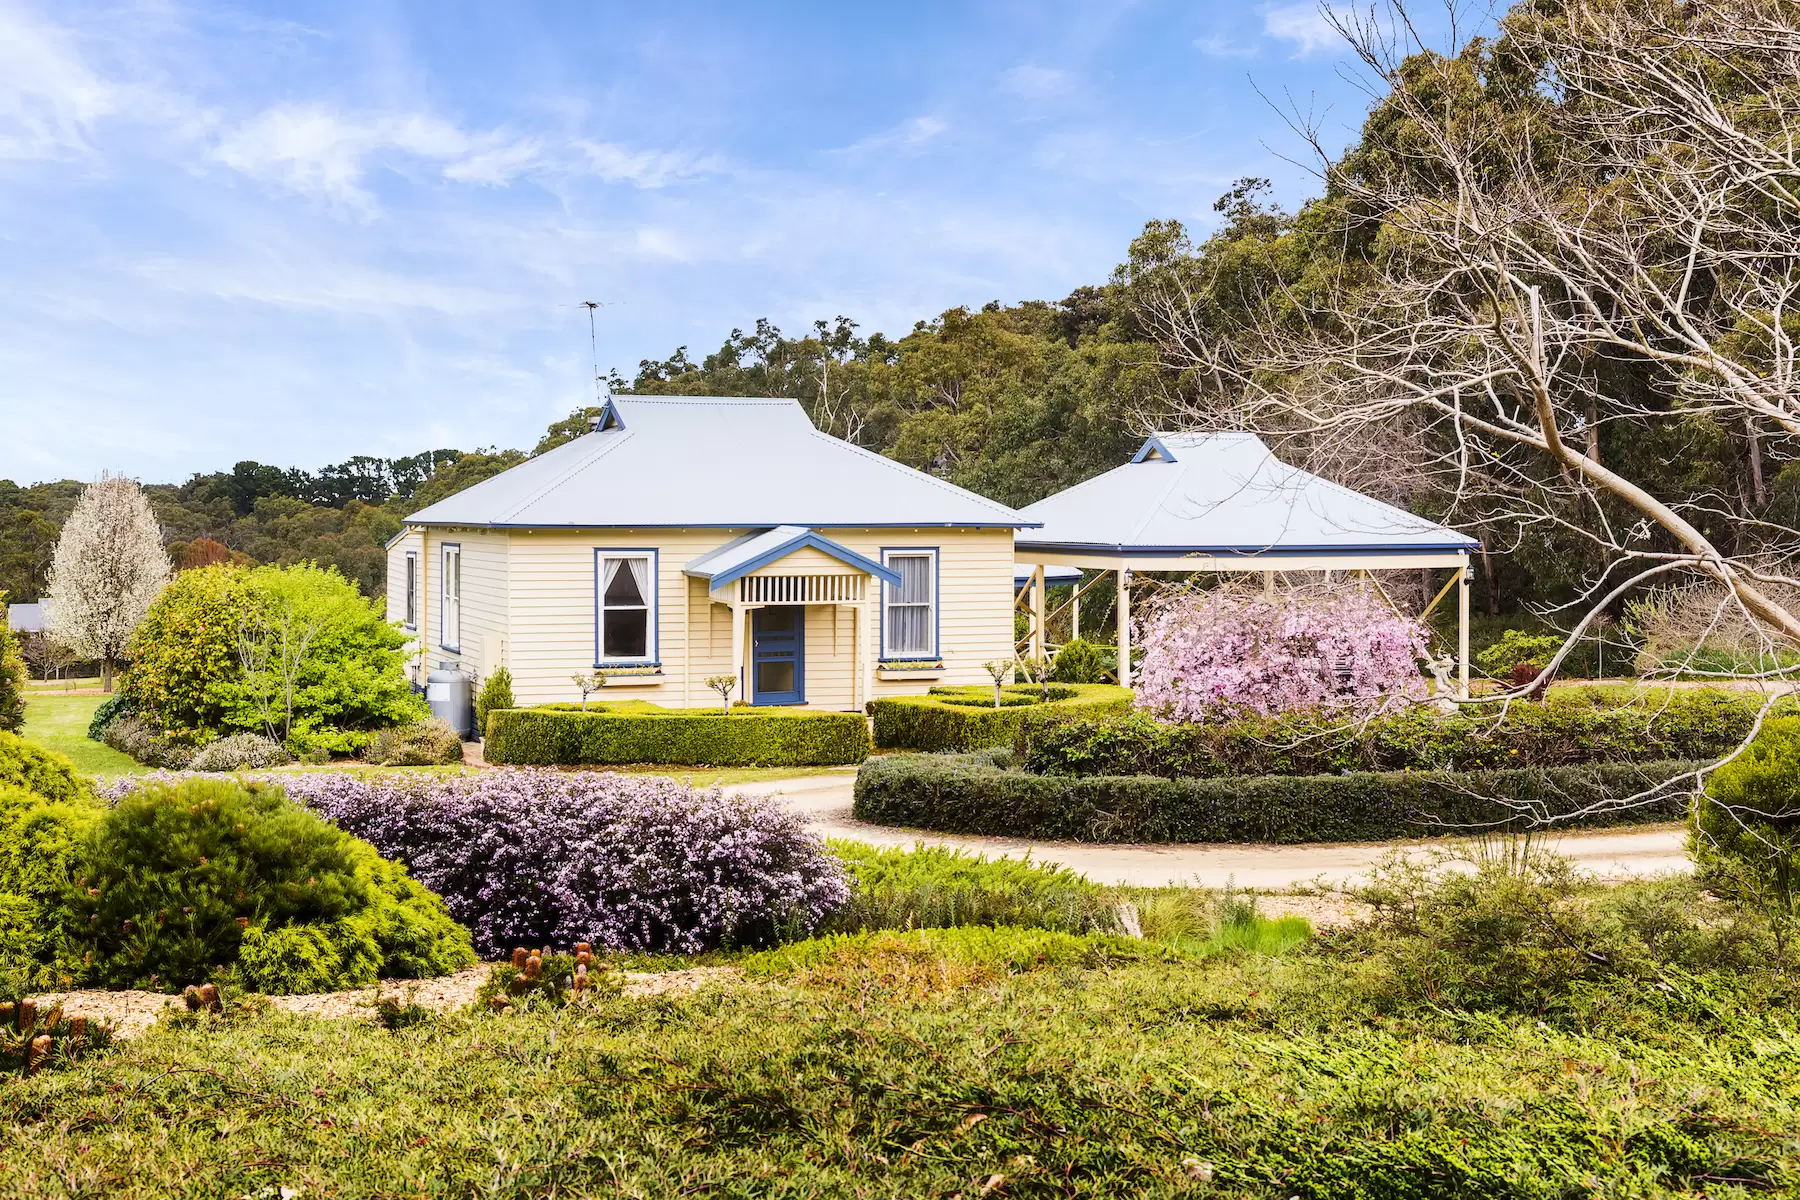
426;665;472;739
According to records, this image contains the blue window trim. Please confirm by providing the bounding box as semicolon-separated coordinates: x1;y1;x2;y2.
878;546;940;662
402;550;418;630
594;547;660;668
438;542;461;653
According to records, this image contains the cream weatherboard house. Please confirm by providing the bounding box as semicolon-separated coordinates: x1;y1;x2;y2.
385;395;1033;711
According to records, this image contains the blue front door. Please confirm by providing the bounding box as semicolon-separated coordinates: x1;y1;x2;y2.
751;606;805;705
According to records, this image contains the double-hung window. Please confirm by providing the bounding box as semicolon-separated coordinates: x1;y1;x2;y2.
403;552;418;628
596;551;656;663
881;548;937;659
440;544;461;651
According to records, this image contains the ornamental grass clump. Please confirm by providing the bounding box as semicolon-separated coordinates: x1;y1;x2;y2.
1135;585;1429;721
277;769;850;957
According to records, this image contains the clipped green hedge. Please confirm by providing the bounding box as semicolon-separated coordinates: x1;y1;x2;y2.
853;752;1698;843
486;706;872;767
1020;689;1769;778
869;684;1133;752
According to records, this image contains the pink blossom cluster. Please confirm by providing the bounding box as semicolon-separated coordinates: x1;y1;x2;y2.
1133;586;1429;722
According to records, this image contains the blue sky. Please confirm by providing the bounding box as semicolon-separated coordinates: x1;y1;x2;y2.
1;0;1392;484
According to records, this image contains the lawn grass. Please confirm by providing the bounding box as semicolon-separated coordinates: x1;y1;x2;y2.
18;691;142;776
4;924;1795;1198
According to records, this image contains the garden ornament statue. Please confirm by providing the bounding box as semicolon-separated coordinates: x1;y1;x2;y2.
1426;655;1457;711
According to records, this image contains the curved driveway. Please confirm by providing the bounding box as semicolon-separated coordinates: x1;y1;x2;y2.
724;771;1692;889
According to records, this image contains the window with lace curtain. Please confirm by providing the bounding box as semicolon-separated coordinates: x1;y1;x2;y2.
595;551;656;663
881;548;937;659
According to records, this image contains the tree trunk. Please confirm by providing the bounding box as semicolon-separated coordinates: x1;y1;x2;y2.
1748;415;1767;508
100;658;113;694
1479;546;1501;617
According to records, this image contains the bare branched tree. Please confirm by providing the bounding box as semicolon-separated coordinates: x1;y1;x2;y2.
1133;0;1800;693
236;600;323;744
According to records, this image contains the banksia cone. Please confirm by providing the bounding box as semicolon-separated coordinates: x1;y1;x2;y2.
184;985;203;1012
69;1015;88;1038
575;949;593;967
26;1035;50;1075
236;917;250;930
575;942;591;956
17;999;36;1032
511;948;528;970
198;984;220;1011
0;1002;12;1027
523;954;542;980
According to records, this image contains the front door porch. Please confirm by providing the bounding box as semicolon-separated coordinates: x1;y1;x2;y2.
750;605;805;705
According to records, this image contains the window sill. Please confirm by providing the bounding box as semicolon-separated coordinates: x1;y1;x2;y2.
600;667;664;687
878;661;944;681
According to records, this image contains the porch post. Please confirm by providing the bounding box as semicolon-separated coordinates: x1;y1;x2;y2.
1457;556;1471;700
1030;563;1046;661
1071;586;1080;641
1116;566;1132;688
860;594;874;710
729;601;746;704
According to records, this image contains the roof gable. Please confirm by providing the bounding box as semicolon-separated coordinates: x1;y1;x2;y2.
684;526;902;589
405;396;1032;529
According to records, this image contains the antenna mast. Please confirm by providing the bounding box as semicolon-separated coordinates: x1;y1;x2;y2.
579;300;607;404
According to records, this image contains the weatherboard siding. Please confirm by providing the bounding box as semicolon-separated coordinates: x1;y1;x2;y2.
390;525;1016;710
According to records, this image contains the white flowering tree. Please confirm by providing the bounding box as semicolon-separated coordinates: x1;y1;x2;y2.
44;474;171;692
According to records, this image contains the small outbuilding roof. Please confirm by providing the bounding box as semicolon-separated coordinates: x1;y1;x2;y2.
1017;432;1478;558
406;395;1033;530
6;603;45;634
684;526;902;589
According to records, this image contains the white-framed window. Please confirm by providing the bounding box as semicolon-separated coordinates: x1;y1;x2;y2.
403;551;418;629
440;543;461;651
881;548;938;659
595;550;656;663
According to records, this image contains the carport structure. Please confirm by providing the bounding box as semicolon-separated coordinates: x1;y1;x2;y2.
1013;432;1481;697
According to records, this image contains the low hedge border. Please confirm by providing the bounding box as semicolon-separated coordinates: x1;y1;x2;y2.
852;752;1700;843
869;684;1133;752
485;707;872;767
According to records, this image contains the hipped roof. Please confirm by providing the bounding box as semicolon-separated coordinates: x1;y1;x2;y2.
405;395;1032;530
1017;433;1478;557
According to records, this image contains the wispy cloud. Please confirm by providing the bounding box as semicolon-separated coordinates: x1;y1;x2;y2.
833;115;949;158
0;2;117;159
1194;31;1260;59
1263;3;1343;59
1000;64;1074;102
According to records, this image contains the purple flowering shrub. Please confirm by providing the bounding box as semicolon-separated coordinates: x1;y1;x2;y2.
264;769;850;957
1135;586;1430;722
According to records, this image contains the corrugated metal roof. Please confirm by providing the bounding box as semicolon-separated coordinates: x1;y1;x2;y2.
405;396;1033;529
684;526;901;588
1017;432;1478;556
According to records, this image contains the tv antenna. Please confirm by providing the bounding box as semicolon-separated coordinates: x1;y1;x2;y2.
574;300;614;404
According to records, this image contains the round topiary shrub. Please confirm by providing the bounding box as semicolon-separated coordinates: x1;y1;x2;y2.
188;733;293;772
1049;638;1106;684
1694;716;1800;913
0;730;93;802
277;769;850;956
66;776;473;992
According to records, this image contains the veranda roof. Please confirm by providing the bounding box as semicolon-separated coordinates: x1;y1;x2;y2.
684;526;901;588
405;395;1033;530
1016;432;1477;562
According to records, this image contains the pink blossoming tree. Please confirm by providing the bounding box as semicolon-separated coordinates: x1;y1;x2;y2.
1134;586;1429;722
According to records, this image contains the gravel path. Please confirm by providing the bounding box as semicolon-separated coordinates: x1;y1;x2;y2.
723;771;1692;888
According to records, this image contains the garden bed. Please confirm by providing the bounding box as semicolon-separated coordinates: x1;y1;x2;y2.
853;751;1700;843
485;705;872;767
868;683;1132;752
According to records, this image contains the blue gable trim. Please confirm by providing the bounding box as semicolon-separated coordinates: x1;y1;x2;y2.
592;397;625;432
1131;436;1178;464
704;529;903;589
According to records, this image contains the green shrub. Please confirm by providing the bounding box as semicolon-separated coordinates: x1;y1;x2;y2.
1693;716;1800;915
0;783;100;982
126;563;425;754
0;730;94;802
103;716;194;770
853;752;1698;843
474;667;514;739
485;707;871;767
1021;689;1763;779
188;733;293;772
364;719;464;766
1473;629;1563;677
87;691;136;741
824;841;1120;935
869;683;1132;752
66;776;473;992
0;592;24;735
1048;637;1105;684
